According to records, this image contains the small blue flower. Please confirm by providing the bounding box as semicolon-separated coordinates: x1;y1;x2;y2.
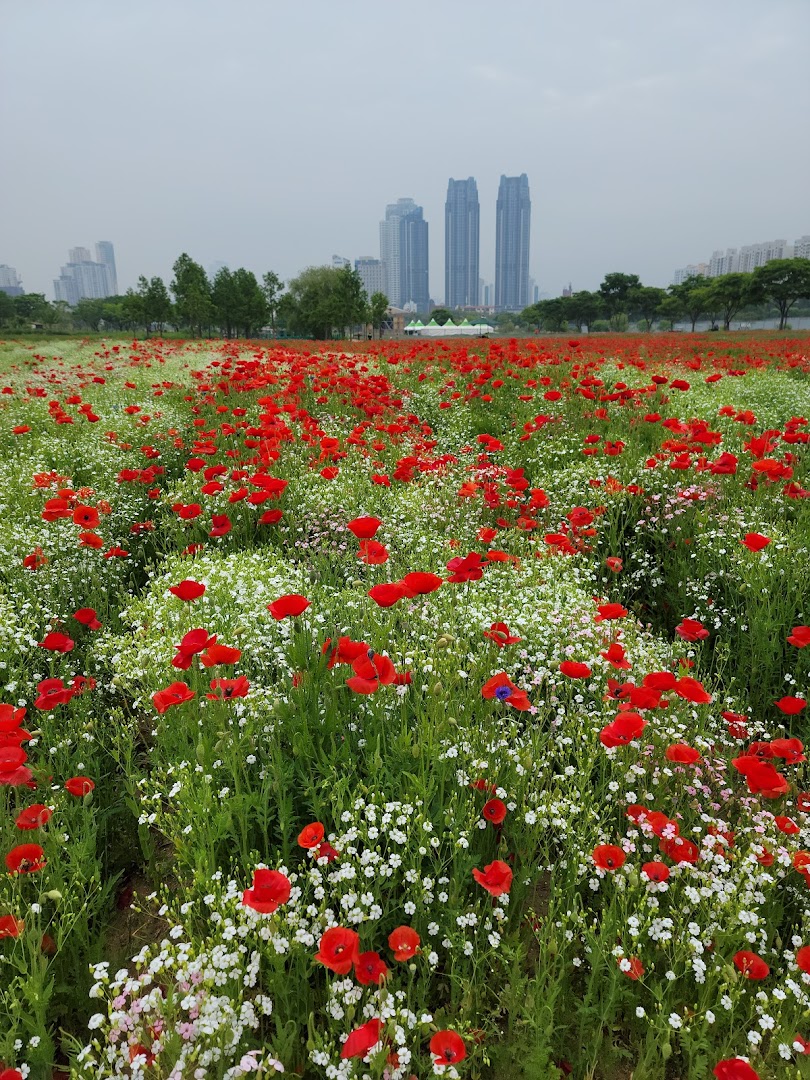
494;685;513;702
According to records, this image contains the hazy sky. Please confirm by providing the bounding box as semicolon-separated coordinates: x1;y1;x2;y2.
3;0;809;301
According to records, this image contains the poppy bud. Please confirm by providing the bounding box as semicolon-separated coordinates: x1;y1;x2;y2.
195;741;207;765
45;889;62;901
432;681;444;696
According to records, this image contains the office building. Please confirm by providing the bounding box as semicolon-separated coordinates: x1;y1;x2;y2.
445;177;479;309
380;198;429;310
0;264;24;296
54;242;117;304
494;174;531;311
331;255;351;270
355;257;385;300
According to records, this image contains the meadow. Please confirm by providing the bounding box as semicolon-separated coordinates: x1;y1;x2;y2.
1;331;810;1080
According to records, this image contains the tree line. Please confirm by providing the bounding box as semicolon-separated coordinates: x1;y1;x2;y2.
0;255;391;340
521;260;810;333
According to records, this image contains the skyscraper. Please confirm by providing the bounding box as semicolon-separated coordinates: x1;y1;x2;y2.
445;177;480;309
355;257;385;300
0;264;24;296
380;198;429;310
494;174;531;311
95;242;118;295
54;242;117;304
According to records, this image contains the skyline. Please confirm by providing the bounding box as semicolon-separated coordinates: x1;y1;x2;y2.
3;1;809;300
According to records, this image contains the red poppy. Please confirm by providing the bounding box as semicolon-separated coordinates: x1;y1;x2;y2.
675;618;709;641
733;950;770;980
340;1017;382;1059
775;815;801;835
741;532;770;552
399;571;443;595
559;660;592;679
259;508;283;525
446;551;485;583
594;603;628;622
770;737;804;763
367;582;406;608
317;840;340;863
241;868;291;913
617;955;644;979
72;505;99;528
388;925;420;961
346;517;382;539
268;594;310;620
208;513;232;537
38;632;74;653
199;643;242;667
430;1030;466;1066
788;626;810;648
641;861;670;883
605;557;623;572
660;836;700;864
354;950;389;985
796;945;810;973
34;677;75;710
600;642;631;669
65;776;95;797
0;1068;24;1080
483;798;507;825
732;758;789;799
298;821;325;849
481;672;531;710
314;926;360;974
483;621;521;647
173;628;217;668
5;843;46;874
472;859;513;896
152;682;196;714
0;914;24;938
169;579;206;601
15;804;52;829
775;696;806;715
593;844;626;871
665;743;701;765
357;540;389;564
600;713;646;747
673;676;712;704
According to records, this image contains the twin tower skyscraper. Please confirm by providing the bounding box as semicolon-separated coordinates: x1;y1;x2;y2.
378;175;531;312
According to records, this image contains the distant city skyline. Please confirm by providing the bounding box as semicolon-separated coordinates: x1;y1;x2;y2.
673;234;810;284
495;174;531;311
53;242;117;305
445;178;480;308
380;199;429;310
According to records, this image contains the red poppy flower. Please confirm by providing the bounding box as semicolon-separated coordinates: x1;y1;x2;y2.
775;816;800;835
72;505;99;528
152;682;196;714
594;603;628;622
472;859;513;896
446;551;485;583
741;532;770;552
733;758;789;799
65;776;95;797
0;914;24;938
199;643;242;667
173;628;217;668
673;676;712;704
357;540;389;564
600;712;646;747
770;737;804;763
675;618;709;641
388;925;420;961
775;696;806;715
354;950;389;985
241;868;291;913
340;1017;382;1059
430;1030;466;1066
298;821;325;849
317;840;340;863
73;607;102;630
38;632;74;653
641;861;670;883
483;798;507;825
314;926;361;974
15;804;52;829
346;517;382;539
559;660;592;679
660;836;700;864
5;843;46;874
788;626;810;648
733;950;770;980
796;945;810;973
367;582;406;608
169;579;206;601
605;557;623;572
600;642;631;669
268;594;310;620
0;1068;24;1080
593;844;626;871
483;621;521;647
481;672;531;710
399;571;443;596
617;955;644;979
208;514;232;537
665;743;701;765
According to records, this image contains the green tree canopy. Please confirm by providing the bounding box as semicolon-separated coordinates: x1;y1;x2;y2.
753;258;810;330
706;272;759;331
171;254;212;336
281;265;368;340
368;292;389;337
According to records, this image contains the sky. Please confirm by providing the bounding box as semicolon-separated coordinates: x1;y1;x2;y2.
3;0;809;301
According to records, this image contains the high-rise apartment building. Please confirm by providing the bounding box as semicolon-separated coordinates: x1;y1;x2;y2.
331;255;351;270
674;235;808;283
445;177;479;309
380;198;429;310
54;242;117;304
0;264;24;296
355;257;385;300
494;174;531;311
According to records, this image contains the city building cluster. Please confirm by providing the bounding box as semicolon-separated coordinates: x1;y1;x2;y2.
0;264;24;296
53;242;118;305
673;235;810;284
350;174;533;313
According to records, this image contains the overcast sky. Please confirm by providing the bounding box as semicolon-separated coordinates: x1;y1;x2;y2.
3;0;809;301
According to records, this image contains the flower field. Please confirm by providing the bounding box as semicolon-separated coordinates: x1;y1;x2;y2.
2;332;810;1080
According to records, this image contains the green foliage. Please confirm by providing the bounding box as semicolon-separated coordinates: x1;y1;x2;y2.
281;264;368;339
170;253;213;336
753;257;810;329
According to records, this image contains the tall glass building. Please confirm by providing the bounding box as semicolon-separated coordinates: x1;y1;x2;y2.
445;177;480;309
380;199;429;310
494;175;531;311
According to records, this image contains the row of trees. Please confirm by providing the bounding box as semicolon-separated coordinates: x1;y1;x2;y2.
522;260;810;333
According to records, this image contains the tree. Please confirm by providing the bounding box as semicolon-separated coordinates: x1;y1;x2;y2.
599;272;641;328
368;292;389;338
74;298;108;331
232;268;268;337
522;298;567;332
212;267;238;337
753;258;810;330
656;295;683;331
145;276;173;333
566;291;603;332
630;286;667;331
261;271;284;335
122;287;146;334
430;307;453;326
13;294;52;327
170;254;212;336
669;275;708;332
706;272;758;331
282;265;366;339
0;291;14;327
332;266;368;338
